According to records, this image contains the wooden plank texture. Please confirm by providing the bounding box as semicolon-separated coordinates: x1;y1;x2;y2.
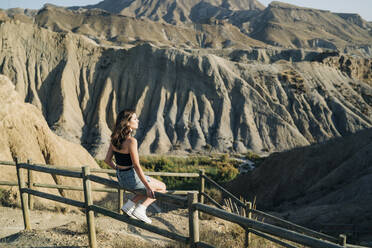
91;205;189;243
194;203;343;248
22;188;85;208
18;163;82;178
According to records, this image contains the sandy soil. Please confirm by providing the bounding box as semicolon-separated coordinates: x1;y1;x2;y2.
0;205;191;248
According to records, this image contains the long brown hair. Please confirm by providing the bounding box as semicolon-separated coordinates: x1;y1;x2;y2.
111;109;135;150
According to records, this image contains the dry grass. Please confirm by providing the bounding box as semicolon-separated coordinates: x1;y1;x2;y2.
199;220;300;248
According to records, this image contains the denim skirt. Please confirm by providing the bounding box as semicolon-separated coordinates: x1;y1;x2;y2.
116;168;150;190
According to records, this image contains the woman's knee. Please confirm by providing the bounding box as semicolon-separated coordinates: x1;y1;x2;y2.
159;181;166;191
150;178;166;191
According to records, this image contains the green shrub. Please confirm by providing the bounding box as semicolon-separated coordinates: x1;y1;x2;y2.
0;188;17;207
205;187;222;203
96;154;241;190
215;162;239;182
95;159;110;169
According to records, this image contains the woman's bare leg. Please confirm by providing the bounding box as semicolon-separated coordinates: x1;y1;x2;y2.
132;194;145;203
142;177;166;207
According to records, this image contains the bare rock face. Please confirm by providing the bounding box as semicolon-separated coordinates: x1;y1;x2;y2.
35;5;266;49
0;21;371;159
245;1;372;55
70;0;265;24
321;55;372;85
0;75;106;208
226;128;372;233
68;0;372;56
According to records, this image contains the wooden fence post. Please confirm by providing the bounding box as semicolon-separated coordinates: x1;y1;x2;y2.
118;189;124;214
338;234;346;247
245;202;252;248
82;166;97;248
16;158;31;230
188;192;199;248
199;169;205;204
27;159;34;210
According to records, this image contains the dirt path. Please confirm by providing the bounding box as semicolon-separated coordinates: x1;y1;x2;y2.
0;205;189;247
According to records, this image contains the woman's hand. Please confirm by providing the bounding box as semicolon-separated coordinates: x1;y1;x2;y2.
146;186;155;199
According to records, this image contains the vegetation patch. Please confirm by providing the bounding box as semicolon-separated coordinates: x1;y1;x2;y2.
98;153;264;190
139;154;240;190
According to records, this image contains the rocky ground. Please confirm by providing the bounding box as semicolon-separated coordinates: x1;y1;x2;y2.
0;205;191;248
0;203;301;248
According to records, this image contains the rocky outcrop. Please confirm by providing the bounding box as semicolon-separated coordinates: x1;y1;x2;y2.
321;55;372;85
0;75;107;208
69;0;372;55
335;13;370;29
69;0;265;24
0;8;35;24
34;5;265;50
0;21;371;158
226;128;372;233
245;1;372;54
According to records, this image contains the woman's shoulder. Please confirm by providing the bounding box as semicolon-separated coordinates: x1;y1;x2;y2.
127;136;137;142
124;136;137;146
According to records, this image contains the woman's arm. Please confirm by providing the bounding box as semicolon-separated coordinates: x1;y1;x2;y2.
128;138;155;198
104;144;117;170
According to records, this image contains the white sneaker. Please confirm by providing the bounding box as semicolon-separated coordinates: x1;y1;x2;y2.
121;200;137;219
132;204;152;224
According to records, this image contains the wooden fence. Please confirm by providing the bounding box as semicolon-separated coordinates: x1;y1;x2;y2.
0;160;366;248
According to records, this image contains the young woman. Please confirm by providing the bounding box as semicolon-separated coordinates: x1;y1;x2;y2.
104;109;166;224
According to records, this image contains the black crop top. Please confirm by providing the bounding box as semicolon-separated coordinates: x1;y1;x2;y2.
113;151;133;166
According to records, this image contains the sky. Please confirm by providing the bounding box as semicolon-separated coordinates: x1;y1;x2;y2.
0;0;371;21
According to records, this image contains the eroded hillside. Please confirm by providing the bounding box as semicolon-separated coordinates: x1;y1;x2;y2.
34;5;266;49
0;74;107;207
69;0;372;56
246;2;372;56
227;128;372;236
0;20;371;158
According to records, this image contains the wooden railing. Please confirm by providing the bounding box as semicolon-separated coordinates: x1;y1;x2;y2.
0;160;197;211
0;160;366;248
197;172;345;247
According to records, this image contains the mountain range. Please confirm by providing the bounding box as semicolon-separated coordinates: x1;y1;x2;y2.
0;1;371;157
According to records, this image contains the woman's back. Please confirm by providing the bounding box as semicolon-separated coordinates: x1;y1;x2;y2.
112;137;136;166
113;151;132;166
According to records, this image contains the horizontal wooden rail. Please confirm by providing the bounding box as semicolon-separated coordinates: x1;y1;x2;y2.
248;228;298;248
167;190;198;195
91;205;189;243
19;163;82;178
90;168;116;174
0;160;16;166
88;174;120;188
0;180;195;195
250;208;338;243
32;183;118;193
90;168;199;177
144;171;199;177
1;161;200;178
0;181;17;186
88;174;188;207
22;188;85;208
248;209;338;243
194;203;343;248
4;161;87;172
